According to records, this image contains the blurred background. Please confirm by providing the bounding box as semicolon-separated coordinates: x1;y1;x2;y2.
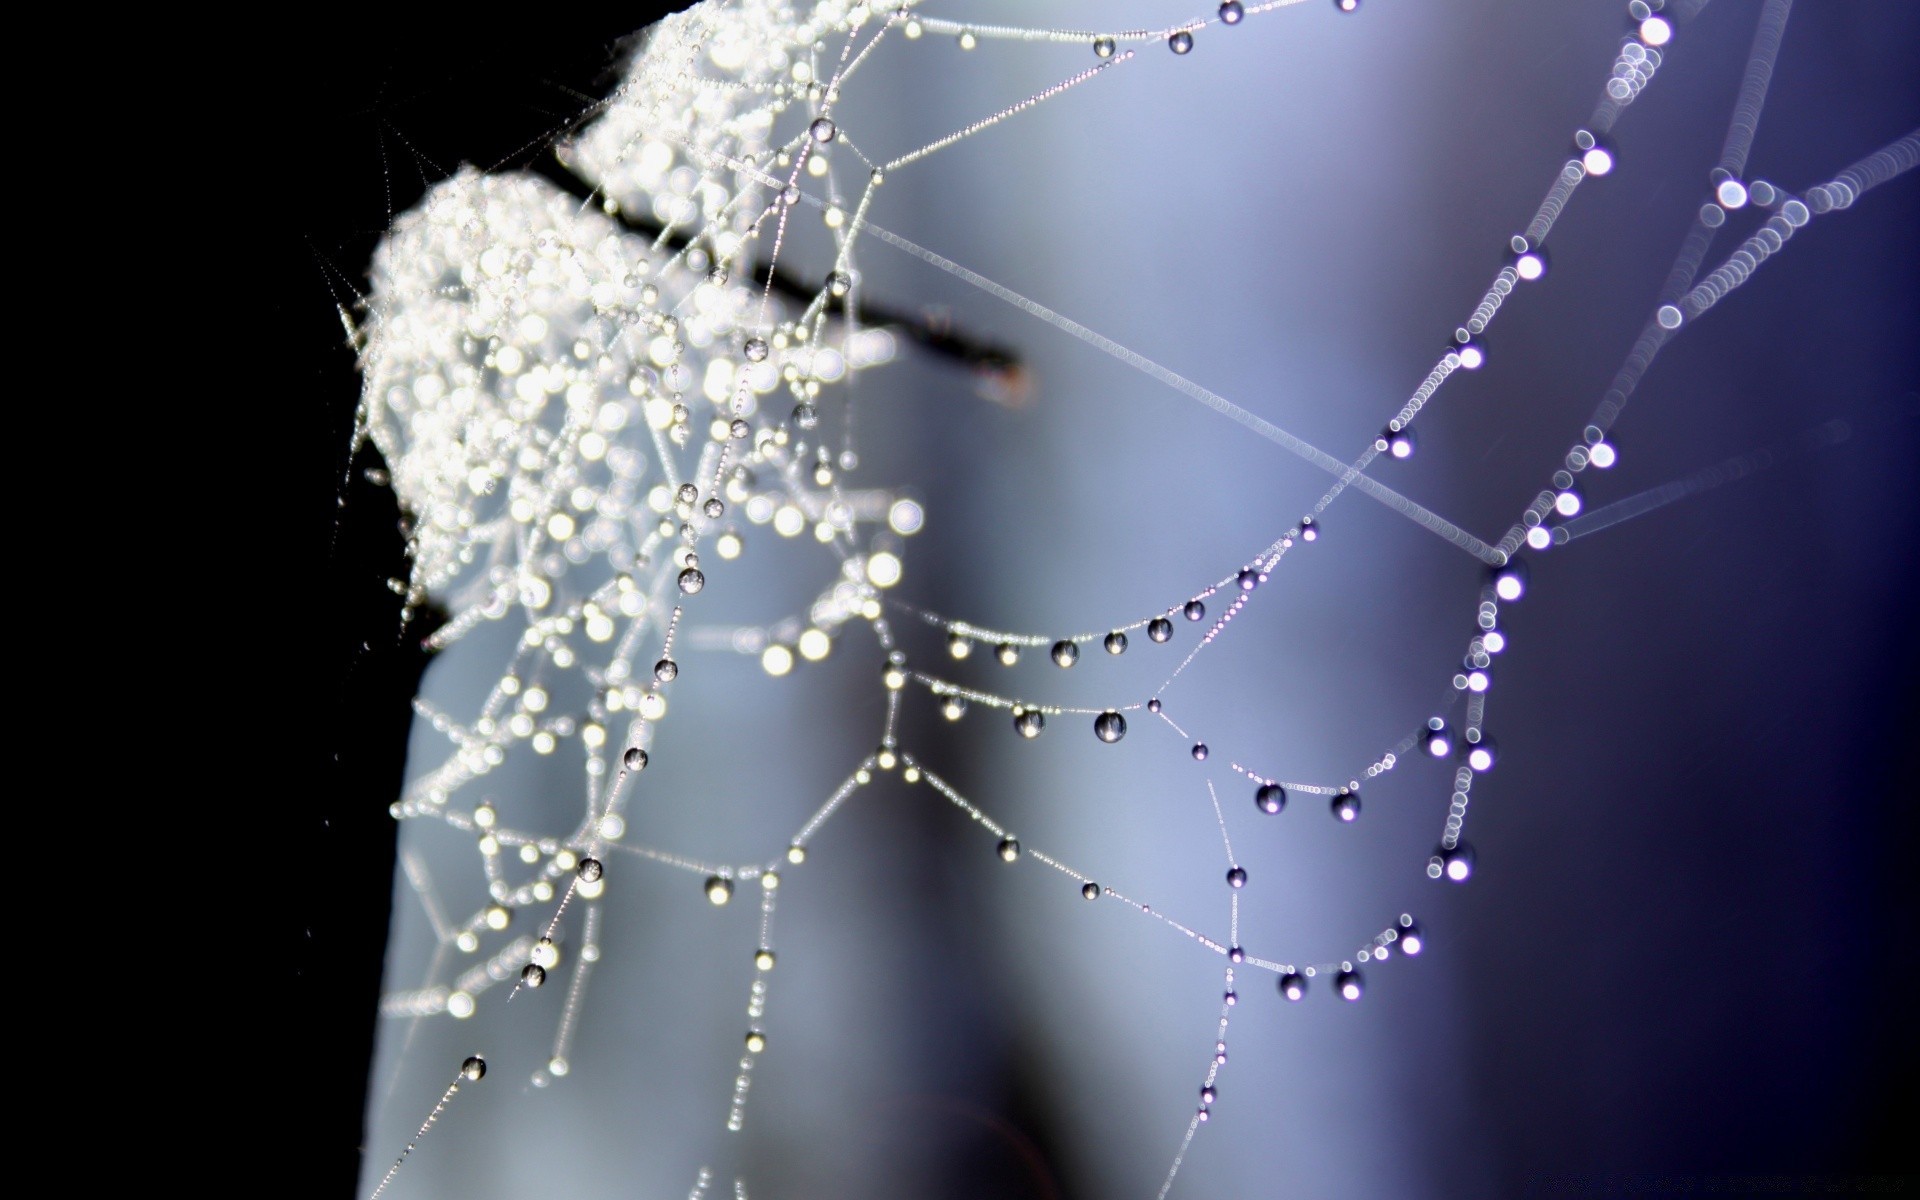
248;3;1916;1196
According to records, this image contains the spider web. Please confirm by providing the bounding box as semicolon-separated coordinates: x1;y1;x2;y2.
336;3;1920;1197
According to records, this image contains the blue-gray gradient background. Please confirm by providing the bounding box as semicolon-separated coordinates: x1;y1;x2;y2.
261;3;1917;1197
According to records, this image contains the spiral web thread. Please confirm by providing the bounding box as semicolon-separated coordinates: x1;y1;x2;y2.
351;2;1916;1196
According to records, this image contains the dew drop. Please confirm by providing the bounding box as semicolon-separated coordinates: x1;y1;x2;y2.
1256;783;1286;815
996;642;1020;667
623;748;648;772
531;938;559;968
1191;742;1209;761
1219;0;1244;23
1093;36;1116;58
1148;617;1173;643
744;337;769;362
577;857;604;883
1014;709;1046;739
1147;698;1162;714
461;1056;487;1081
1105;630;1129;655
1237;568;1260;591
755;948;776;971
745;1031;766;1054
1081;881;1100;900
654;658;679;683
706;876;734;905
1228;946;1245;963
1279;972;1307;1002
1200;1085;1217;1105
1226;866;1247;889
520;963;547;988
678;567;706;594
1336;968;1365;1001
1094;710;1127;743
948;633;972;659
1168;30;1193;54
809;116;837;143
1397;922;1425;956
1441;843;1476;882
1184;599;1206;621
1051;640;1079;668
942;695;968;721
1332;791;1361;822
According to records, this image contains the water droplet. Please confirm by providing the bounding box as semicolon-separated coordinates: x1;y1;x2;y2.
678;567;706;594
1381;425;1416;459
521;963;547;988
1256;783;1286;815
827;271;851;297
1467;736;1497;772
1105;630;1129;655
623;748;648;772
461;1056;487;1081
1051;640;1079;668
1168;30;1193;54
577;857;604;882
1441;843;1476;882
755;948;776;971
1334;0;1360;11
1191;743;1209;761
1397;922;1425;956
996;642;1019;666
1147;698;1162;714
744;337;769;362
1081;881;1100;900
1014;709;1046;739
1237;568;1261;591
1492;558;1527;601
1219;1;1244;23
654;658;679;683
531;938;559;968
703;498;724;519
1148;617;1173;643
1279;972;1307;1001
1094;711;1127;743
1337;968;1365;1001
942;695;968;721
745;1031;766;1053
1228;946;1245;963
1332;791;1361;822
1093;36;1116;58
706;876;734;905
997;837;1021;863
677;483;698;506
809;116;837;143
1226;867;1247;889
1423;720;1452;758
1184;599;1206;621
1200;1085;1217;1105
793;402;819;429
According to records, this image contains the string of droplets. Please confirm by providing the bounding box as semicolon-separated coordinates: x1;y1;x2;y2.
356;1;1918;1196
